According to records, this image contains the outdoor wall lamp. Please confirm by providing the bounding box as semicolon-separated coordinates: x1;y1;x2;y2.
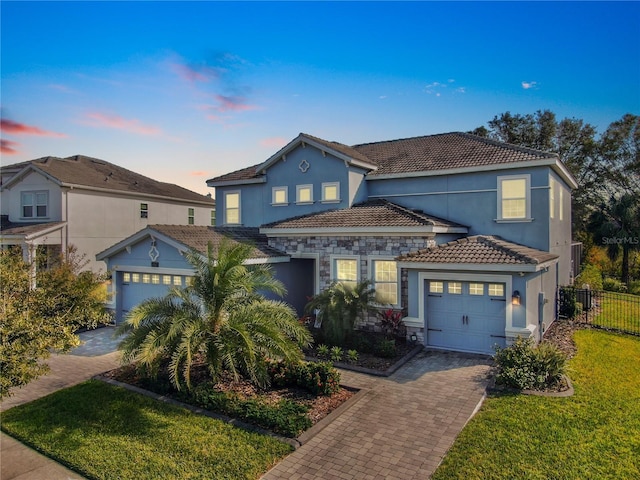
410;333;418;342
512;290;521;306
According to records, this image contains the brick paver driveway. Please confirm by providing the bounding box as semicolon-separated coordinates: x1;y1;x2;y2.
262;350;492;480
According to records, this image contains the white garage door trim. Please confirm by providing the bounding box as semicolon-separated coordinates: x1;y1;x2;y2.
417;272;514;352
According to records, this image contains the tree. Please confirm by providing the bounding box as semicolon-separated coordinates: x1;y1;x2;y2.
588;193;640;286
0;247;109;398
117;239;312;390
598;113;640;195
305;280;377;345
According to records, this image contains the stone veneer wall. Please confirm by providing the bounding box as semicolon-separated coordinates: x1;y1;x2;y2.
268;235;435;329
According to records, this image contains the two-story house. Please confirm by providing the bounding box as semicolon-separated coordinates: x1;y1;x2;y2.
0;155;216;274
97;132;576;355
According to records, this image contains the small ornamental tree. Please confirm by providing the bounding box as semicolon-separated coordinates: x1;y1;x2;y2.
0;247;109;398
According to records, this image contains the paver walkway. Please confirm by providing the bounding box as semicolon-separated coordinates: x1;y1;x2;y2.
262;350;492;480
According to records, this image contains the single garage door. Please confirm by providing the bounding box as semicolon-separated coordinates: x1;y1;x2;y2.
425;280;506;354
118;272;187;324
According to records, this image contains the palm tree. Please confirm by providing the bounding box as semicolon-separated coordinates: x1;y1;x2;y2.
305;280;377;345
117;239;312;390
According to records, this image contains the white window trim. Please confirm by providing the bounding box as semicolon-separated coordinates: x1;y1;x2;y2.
272;186;289;206
321;182;341;203
224;191;241;225
296;184;314;204
368;256;400;307
21;190;49;219
330;255;360;285
496;174;532;222
549;177;555;219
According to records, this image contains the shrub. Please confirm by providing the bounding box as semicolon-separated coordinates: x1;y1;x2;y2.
375;339;397;358
629;281;640;296
603;277;628;293
266;360;341;396
346;349;359;364
575;264;603;291
377;308;405;339
330;346;343;363
316;344;330;359
493;337;567;391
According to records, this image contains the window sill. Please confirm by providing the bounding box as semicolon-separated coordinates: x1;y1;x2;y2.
321;199;341;204
271;203;289;207
296;201;314;205
20;217;50;221
495;218;534;223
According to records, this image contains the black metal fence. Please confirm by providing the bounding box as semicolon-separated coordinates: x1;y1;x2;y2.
558;287;640;336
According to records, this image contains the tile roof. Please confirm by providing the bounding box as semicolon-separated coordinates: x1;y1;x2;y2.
206;132;557;184
397;235;558;265
0;216;65;238
262;199;467;230
2;155;215;204
148;225;285;259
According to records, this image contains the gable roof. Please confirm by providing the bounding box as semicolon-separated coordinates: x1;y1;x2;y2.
260;199;468;235
2;155;215;205
397;235;558;272
0;215;66;241
96;225;287;264
206;131;577;188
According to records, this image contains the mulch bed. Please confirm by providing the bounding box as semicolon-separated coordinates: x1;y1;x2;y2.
541;318;589;359
304;341;415;372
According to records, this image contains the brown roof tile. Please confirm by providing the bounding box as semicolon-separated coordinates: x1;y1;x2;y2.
397;235;558;265
149;225;285;259
3;155;215;204
0;216;65;238
262;199;467;230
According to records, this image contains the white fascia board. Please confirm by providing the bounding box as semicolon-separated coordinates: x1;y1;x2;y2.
97;227;187;261
24;222;67;240
63;183;215;206
551;159;579;190
110;265;196;276
206;177;266;188
260;226;462;237
366;157;562;182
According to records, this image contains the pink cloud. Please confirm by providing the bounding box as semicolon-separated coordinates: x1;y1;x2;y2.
260;137;288;149
1;139;19;155
212;95;258;113
170;62;221;83
84;112;161;136
190;171;210;177
0;118;67;137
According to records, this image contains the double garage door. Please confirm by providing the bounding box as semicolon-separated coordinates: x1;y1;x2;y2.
425;280;506;354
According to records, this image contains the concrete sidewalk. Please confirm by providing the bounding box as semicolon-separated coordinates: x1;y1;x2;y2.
1;328;121;480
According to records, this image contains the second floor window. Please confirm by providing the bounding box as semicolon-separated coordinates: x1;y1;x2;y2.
272;186;288;205
296;184;313;204
21;191;48;218
140;203;148;219
225;192;240;224
188;208;195;225
211;209;216;226
497;175;530;220
322;182;340;202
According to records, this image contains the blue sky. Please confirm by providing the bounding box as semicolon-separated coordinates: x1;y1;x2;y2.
1;1;638;195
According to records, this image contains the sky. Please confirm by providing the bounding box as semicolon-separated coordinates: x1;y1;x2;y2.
1;1;639;196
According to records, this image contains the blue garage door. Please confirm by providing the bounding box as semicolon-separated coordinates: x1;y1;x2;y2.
425;280;506;354
118;272;188;324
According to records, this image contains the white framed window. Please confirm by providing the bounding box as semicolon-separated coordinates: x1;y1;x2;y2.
296;184;313;204
372;259;398;305
210;209;216;226
488;283;505;297
332;257;358;289
173;276;182;286
224;191;241;224
497;175;530;221
469;283;484;295
272;186;288;205
448;282;462;294
21;191;48;218
131;273;140;283
162;275;172;285
188;208;195;225
151;274;160;284
549;177;555;219
429;281;444;293
140;203;148;219
322;182;340;202
123;272;131;283
142;274;151;284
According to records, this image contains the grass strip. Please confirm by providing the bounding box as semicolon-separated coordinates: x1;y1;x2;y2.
1;380;293;480
432;330;640;480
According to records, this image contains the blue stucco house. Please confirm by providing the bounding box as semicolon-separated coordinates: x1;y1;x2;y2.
98;132;577;355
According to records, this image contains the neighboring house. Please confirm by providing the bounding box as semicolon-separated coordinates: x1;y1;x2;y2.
0;155;216;275
99;132;576;355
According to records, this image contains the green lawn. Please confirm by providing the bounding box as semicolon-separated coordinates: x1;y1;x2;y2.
432;330;640;480
1;380;292;480
593;292;640;334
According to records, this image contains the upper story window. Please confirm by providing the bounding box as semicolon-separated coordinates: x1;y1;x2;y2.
210;209;216;226
372;259;398;305
296;184;313;204
333;257;358;289
188;208;195;225
140;203;148;219
21;191;49;218
224;191;240;224
322;182;340;203
497;175;531;221
272;186;288;206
